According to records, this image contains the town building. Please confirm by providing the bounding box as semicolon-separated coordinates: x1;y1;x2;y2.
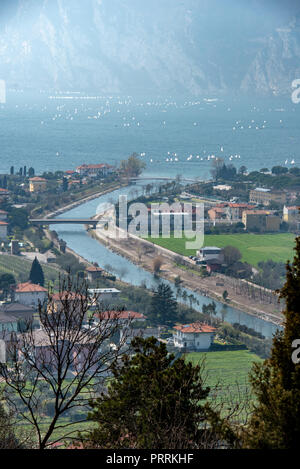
0;221;8;239
213;184;232;191
0;303;36;333
86;266;105;282
123;327;162;345
0;210;8;222
207;207;227;221
68;180;81;189
283;205;300;223
1;328;97;371
88;288;121;304
225;203;255;221
242;210;280;232
249;188;286;206
0;188;10;198
76;164;114;178
65;170;76;177
14;282;47;308
94;310;145;324
49;292;86;315
94;310;146;345
29;177;47;193
196;247;222;263
173;323;216;351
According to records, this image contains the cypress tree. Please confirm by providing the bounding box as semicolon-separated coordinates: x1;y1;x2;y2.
29;257;45;287
28;167;35;178
245;237;300;448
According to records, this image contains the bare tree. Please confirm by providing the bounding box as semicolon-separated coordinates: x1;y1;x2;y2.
153;256;163;274
0;276;132;449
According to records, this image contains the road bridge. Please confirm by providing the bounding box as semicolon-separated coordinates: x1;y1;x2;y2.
29;218;106;228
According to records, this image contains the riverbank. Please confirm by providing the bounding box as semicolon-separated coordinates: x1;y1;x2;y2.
90;219;283;327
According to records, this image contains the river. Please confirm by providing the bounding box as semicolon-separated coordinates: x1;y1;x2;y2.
51;181;280;339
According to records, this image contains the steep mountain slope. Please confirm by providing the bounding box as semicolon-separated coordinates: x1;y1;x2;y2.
0;0;300;96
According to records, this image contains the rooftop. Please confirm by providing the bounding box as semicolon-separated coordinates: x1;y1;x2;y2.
30;177;47;182
254;188;271;193
88;288;121;294
243;210;270;215
15;282;47;293
95;311;146;320
51;292;86;301
174;323;216;334
86;266;104;272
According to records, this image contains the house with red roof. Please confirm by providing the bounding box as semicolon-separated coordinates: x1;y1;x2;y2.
48;291;86;315
173;323;216;351
94;310;147;345
29;177;47;193
14;282;47;308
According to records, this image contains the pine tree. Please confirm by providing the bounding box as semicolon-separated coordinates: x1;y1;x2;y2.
150;283;178;325
29;257;45;287
245;237;300;448
87;337;235;449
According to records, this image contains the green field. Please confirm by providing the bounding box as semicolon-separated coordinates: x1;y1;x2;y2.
186;350;263;414
186;350;262;388
148;233;296;265
0;254;61;285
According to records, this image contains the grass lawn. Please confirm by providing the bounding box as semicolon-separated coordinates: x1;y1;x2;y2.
148;232;296;266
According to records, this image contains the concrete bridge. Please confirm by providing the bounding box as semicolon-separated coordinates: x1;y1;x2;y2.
29;218;106;228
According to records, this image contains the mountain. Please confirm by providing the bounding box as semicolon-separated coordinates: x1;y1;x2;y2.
0;0;300;96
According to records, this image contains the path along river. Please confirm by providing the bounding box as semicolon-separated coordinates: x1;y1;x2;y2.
51;181;280;339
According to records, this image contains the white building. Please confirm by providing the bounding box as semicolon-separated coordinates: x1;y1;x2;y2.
196;247;222;263
14;282;47;308
76;164;114;178
173;323;216;351
88;288;121;305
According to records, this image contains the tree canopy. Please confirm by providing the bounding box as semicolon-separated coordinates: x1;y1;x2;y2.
120;153;146;178
87;337;235;449
245;237;300;448
149;283;178;325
